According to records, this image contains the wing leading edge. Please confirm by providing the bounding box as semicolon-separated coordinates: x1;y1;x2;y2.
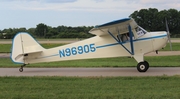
89;18;138;36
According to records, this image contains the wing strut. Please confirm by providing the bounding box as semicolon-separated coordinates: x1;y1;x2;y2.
128;25;134;55
107;25;134;55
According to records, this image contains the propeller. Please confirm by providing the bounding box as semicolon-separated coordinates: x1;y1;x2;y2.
165;18;172;51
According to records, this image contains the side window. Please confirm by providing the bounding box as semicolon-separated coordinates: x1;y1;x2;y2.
136;26;147;38
117;33;131;42
121;33;130;42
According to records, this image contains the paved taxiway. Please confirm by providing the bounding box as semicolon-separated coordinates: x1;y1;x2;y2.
0;40;180;77
0;51;180;77
0;67;180;77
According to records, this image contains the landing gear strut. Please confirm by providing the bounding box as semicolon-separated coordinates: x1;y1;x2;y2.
19;64;26;72
137;61;149;72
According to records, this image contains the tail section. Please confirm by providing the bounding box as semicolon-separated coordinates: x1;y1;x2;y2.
11;32;44;64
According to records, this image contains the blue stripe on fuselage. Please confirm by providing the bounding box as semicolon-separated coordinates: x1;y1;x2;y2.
96;34;167;49
34;34;167;59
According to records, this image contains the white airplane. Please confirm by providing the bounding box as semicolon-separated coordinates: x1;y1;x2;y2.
11;18;170;72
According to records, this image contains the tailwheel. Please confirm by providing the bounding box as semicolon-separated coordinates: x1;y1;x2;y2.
19;64;26;72
137;61;149;72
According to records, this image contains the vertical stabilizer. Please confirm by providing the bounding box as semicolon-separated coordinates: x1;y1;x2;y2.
11;32;44;64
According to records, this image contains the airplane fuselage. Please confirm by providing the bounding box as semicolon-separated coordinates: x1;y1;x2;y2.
11;18;169;72
23;31;167;64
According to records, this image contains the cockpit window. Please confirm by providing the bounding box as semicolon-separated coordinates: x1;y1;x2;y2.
117;32;131;43
135;26;147;38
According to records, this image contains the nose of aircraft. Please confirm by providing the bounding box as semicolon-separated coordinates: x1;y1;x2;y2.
151;31;168;51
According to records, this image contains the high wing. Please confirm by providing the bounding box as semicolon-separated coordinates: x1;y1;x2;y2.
89;18;138;36
89;18;138;55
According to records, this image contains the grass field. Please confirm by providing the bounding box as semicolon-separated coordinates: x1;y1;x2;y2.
161;43;180;51
1;55;180;67
0;76;180;99
0;43;66;53
0;41;180;99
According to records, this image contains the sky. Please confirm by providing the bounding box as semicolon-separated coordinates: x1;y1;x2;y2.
0;0;180;30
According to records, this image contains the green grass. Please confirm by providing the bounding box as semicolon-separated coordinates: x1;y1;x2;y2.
1;42;180;53
0;44;12;53
41;43;66;48
0;43;66;53
0;76;180;99
161;43;180;51
1;55;180;67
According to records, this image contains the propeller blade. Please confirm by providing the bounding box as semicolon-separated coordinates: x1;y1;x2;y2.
165;18;172;51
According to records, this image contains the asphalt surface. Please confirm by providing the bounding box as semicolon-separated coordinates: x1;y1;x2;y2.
0;39;180;77
0;67;180;77
0;51;180;77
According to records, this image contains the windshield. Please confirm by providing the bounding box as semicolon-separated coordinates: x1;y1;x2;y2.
135;26;147;38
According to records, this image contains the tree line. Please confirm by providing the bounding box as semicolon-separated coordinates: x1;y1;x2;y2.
130;8;180;37
0;8;180;39
0;25;94;39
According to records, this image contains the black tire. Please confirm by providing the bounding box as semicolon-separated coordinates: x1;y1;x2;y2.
137;61;149;72
19;68;23;72
144;61;149;70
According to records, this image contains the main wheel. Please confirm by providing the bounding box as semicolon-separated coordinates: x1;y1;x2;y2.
137;61;149;72
144;61;149;70
19;67;23;72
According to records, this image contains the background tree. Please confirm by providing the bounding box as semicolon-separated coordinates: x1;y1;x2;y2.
35;23;48;38
46;27;58;38
130;8;180;37
27;28;36;36
1;8;180;39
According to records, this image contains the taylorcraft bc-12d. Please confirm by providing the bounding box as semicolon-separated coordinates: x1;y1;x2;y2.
11;18;170;72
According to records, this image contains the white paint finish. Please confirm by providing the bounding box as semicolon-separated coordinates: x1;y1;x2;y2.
11;33;24;63
11;31;168;64
89;18;138;36
10;18;168;65
21;33;44;54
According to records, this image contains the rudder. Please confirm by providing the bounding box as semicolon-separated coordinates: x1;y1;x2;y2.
11;32;44;64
